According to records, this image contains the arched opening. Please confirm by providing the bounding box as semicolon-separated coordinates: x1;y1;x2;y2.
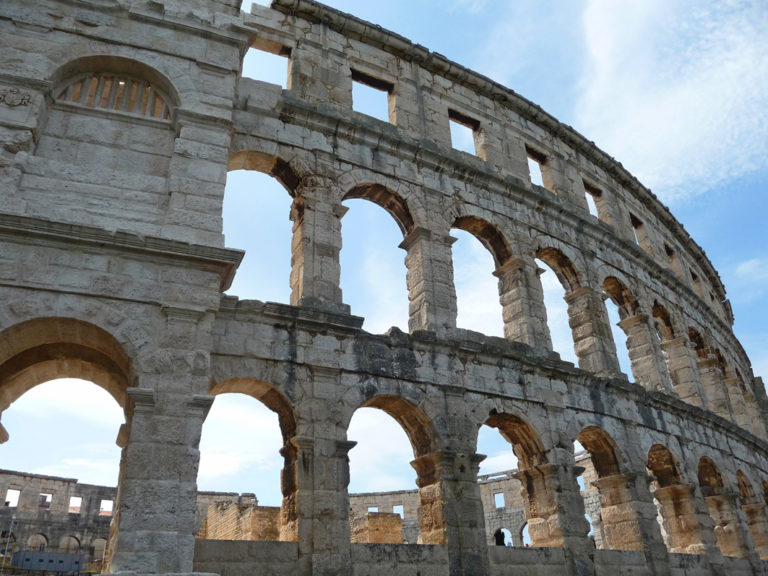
91;538;108;564
493;527;513;546
652;302;703;405
224;153;297;302
26;533;48;552
199;379;297;542
646;445;706;554
0;318;132;571
535;247;586;366
602;276;643;382
341;185;412;333
536;257;576;363
59;535;80;554
738;471;768;559
451;217;509;337
482;413;559;548
347;396;443;545
689;328;731;419
698;457;747;557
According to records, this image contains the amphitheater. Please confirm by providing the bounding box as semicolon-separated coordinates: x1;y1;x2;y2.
1;0;767;575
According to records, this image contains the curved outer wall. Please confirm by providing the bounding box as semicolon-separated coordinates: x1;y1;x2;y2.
0;0;767;575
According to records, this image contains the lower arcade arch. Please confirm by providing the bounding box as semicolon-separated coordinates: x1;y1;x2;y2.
697;457;748;558
737;470;768;559
201;379;297;542
347;395;445;545
0;318;132;571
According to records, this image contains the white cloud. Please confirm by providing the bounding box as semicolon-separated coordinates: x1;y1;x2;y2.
575;0;768;203
735;258;768;283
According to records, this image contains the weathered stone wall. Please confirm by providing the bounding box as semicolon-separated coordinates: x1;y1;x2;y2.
1;0;768;575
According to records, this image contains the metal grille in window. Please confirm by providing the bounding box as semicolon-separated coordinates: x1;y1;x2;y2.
57;73;171;120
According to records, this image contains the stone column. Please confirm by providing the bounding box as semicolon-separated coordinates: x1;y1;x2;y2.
107;389;212;573
278;440;299;541
400;227;458;335
592;474;646;551
697;357;732;420
564;286;621;375
513;462;595;576
428;450;489;576
742;503;768;560
290;176;350;314
410;452;448;546
494;257;552;351
660;337;705;408
617;313;673;392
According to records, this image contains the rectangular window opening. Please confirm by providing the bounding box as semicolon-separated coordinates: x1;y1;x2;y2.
5;489;20;508
367;506;378;513
449;109;484;158
493;492;505;509
99;499;114;516
582;180;602;218
39;493;52;509
392;504;404;518
629;212;652;254
526;146;547;187
69;496;82;514
351;69;393;124
242;42;292;89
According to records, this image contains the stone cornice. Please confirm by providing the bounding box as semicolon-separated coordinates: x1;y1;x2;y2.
0;214;244;290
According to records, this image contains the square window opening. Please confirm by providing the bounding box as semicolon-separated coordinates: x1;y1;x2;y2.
449;109;483;158
69;496;82;514
5;489;20;508
39;493;52;509
242;42;292;89
526;146;547;187
351;69;393;124
99;499;114;516
392;504;404;518
493;492;505;509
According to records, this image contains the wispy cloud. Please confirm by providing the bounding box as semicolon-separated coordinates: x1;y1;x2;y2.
575;0;768;203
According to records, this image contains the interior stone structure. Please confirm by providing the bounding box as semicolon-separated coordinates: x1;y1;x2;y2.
1;0;767;575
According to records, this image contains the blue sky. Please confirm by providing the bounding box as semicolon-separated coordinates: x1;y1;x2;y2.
1;0;766;510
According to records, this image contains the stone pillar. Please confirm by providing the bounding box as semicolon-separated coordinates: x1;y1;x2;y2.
410;453;448;545
697;357;732;420
278;440;299;541
292;434;356;576
564;286;621;375
725;377;752;431
290;176;350;314
108;390;212;573
399;227;458;335
742;503;768;560
617;313;673;392
652;484;712;556
704;492;749;558
433;450;489;576
494;257;552;351
592;474;646;551
660;337;705;408
513;462;595;576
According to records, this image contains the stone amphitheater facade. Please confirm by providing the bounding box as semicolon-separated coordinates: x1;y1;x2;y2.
1;0;767;575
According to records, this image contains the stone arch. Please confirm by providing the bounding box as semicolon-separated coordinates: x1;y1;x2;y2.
49;55;180;111
482;411;564;548
535;246;581;293
688;328;732;419
738;470;768;559
207;377;298;541
344;183;415;236
452;216;512;269
228;150;303;195
59;535;80;554
26;533;48;551
577;426;621;478
602;276;640;320
0;317;132;421
349;393;446;545
647;444;708;554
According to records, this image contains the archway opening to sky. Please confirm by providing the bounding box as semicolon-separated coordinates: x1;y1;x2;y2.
451;229;504;337
223;170;293;303
340;199;409;333
197;392;286;540
535;258;577;364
